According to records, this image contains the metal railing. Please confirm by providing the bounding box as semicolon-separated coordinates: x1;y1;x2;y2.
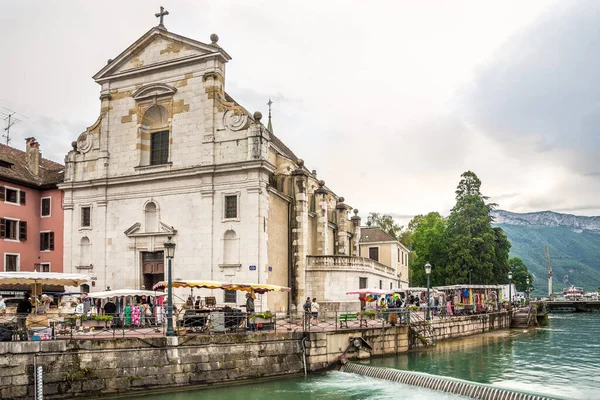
0;309;413;341
0;305;509;342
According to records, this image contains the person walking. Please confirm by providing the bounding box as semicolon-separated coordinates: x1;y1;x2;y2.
0;296;6;316
303;296;312;329
310;297;319;326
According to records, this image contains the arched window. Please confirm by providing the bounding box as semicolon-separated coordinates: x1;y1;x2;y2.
140;105;170;166
223;230;239;265
145;201;158;232
80;237;91;267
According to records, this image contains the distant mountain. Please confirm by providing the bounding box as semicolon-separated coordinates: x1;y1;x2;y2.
492;210;600;294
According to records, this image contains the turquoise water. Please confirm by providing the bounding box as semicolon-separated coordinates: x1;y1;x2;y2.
124;313;600;399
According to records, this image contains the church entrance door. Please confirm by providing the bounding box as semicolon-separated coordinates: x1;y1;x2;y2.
142;251;165;290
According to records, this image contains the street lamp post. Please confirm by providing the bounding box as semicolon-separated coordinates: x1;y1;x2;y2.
508;271;513;311
526;277;530;302
164;236;176;337
425;261;432;320
469;269;472;285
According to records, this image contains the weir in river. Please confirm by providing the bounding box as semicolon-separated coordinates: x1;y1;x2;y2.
340;362;559;400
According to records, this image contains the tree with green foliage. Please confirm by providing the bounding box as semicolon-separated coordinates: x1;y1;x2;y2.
509;257;534;293
492;227;512;284
408;212;448;286
366;212;403;241
445;171;509;284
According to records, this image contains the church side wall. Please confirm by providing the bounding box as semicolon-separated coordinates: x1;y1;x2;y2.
267;191;290;312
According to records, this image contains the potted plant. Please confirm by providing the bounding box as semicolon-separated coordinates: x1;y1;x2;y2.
357;311;377;319
82;315;113;328
251;311;274;323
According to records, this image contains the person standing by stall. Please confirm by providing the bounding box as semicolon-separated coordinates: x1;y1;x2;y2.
16;293;32;333
245;292;255;330
81;293;92;316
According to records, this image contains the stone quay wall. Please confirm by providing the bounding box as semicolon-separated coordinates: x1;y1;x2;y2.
0;312;512;399
410;311;512;349
0;333;304;400
304;325;411;370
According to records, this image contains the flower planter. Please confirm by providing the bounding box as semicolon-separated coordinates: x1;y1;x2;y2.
82;319;107;328
252;317;273;324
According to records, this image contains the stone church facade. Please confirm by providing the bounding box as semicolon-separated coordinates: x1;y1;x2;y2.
60;22;402;312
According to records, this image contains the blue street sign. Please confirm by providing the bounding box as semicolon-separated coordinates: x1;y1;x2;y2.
249;265;256;271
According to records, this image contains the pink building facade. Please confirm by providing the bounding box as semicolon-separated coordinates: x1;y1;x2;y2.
0;138;64;273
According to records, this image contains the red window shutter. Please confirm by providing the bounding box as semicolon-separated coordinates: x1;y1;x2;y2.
40;232;44;250
0;218;5;238
19;190;26;205
0;186;4;202
49;232;54;250
19;221;27;241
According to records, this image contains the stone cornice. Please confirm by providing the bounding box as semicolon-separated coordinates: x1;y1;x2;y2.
58;160;275;191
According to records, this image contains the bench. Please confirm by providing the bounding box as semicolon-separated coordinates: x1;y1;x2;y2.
339;313;357;328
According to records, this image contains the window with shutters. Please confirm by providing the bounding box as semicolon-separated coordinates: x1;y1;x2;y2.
4;254;18;272
150;130;169;165
18;221;26;241
0;218;19;240
379;280;383;289
359;277;368;289
224;289;237;303
81;206;91;228
223;195;239;220
5;188;18;204
41;197;51;217
368;247;379;262
40;232;55;251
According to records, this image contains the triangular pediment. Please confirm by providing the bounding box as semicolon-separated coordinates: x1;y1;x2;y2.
124;221;177;237
94;27;231;82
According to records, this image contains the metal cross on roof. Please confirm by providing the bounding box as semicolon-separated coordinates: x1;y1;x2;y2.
155;6;169;29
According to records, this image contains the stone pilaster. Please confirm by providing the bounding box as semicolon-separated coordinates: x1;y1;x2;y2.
292;160;309;307
335;197;349;255
351;209;361;257
314;180;329;255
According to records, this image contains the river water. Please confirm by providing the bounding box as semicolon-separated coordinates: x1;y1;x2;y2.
125;313;600;400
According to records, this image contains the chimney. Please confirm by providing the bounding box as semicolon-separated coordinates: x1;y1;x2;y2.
25;137;40;176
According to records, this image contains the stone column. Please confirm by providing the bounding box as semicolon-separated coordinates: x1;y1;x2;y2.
291;160;309;307
351;209;361;257
314;180;329;255
335;197;349;255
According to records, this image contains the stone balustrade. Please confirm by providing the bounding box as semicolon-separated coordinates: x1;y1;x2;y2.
306;255;396;276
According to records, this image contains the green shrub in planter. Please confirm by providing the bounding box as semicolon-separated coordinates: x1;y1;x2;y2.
251;311;274;320
357;311;377;318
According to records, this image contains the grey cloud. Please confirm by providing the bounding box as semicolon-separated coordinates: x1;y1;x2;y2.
463;0;600;171
8;117;85;163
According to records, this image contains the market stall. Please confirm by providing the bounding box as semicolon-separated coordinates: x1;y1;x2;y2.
434;284;502;315
152;280;290;332
0;272;90;340
87;289;166;328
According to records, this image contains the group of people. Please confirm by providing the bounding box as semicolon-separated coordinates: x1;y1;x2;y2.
303;297;319;326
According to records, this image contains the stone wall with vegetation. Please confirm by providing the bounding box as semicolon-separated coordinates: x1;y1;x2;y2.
0;333;304;399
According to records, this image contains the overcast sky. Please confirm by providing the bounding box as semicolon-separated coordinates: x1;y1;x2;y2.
2;0;598;225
